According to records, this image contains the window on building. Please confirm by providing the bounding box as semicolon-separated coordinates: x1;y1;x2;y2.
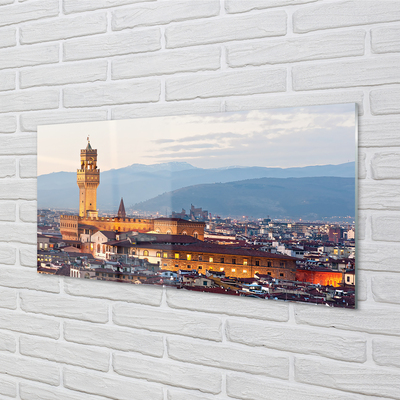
187;254;191;261
203;281;208;286
39;243;43;249
243;269;247;273
280;262;285;267
187;265;191;269
232;268;236;272
209;257;213;263
198;266;203;270
175;253;179;259
220;267;224;271
347;276;350;282
255;260;260;266
163;252;168;258
97;244;100;253
198;255;203;261
182;231;187;235
232;258;236;264
156;252;161;257
44;243;48;249
280;273;284;277
268;272;272;276
220;257;224;263
243;259;248;266
175;264;179;268
194;232;198;239
267;261;272;267
143;250;149;256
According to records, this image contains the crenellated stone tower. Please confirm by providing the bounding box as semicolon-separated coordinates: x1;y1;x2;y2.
77;138;100;218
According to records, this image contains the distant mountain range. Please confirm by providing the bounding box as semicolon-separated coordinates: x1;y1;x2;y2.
38;161;355;218
133;176;355;219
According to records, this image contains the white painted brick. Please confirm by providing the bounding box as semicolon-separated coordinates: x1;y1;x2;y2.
112;47;220;79
0;0;59;27
64;367;163;400
20;13;107;44
20;382;113;400
0;287;17;309
64;79;160;107
20;291;109;323
111;99;221;120
0;267;60;293
226;0;317;13
0;70;15;92
20;245;36;268
165;10;287;48
166;69;286;100
0;222;36;243
0;354;59;386
20;335;110;372
371;152;400;179
359;181;400;210
370;86;400;115
64;320;164;357
358;151;366;179
0;134;36;155
372;214;400;242
226;91;364;114
371;24;400;54
113;352;222;394
373;337;400;369
295;356;400;399
0;309;60;338
0;375;16;399
293;57;400;91
372;274;400;305
167;336;289;379
0;244;16;264
358;211;366;240
226;372;361;400
295;302;400;336
226;320;367;364
358;241;400;272
0;27;16;48
0;43;59;70
226;319;366;363
19;201;37;222
166;287;289;321
64;278;162;306
167;389;219;400
0;115;17;133
20;109;107;132
357;273;367;302
64;0;156;14
293;0;400;33
112;0;219;31
19;157;36;179
113;303;222;341
0;201;16;221
63;28;160;61
0;90;59;114
20;60;108;89
0;181;36;200
227;30;365;67
0;157;15;177
359;116;400;146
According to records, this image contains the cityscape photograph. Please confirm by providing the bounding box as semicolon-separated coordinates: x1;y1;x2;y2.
37;104;357;308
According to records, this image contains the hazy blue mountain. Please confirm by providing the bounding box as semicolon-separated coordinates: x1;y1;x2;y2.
37;161;355;210
133;176;355;219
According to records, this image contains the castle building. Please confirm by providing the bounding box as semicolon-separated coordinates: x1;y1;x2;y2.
60;140;205;241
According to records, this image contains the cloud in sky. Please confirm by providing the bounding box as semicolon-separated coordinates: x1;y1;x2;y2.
37;103;356;175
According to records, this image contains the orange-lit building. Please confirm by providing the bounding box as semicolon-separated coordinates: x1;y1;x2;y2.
296;267;343;287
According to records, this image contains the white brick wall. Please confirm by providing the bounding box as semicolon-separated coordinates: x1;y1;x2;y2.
0;1;399;399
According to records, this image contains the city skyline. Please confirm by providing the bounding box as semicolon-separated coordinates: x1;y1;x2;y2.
38;104;356;176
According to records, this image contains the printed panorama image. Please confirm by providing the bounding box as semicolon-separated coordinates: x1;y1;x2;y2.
37;104;357;308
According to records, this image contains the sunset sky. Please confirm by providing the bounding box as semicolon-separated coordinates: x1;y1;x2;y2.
38;103;356;176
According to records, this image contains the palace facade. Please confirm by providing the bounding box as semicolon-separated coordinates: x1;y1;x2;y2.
59;140;205;241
